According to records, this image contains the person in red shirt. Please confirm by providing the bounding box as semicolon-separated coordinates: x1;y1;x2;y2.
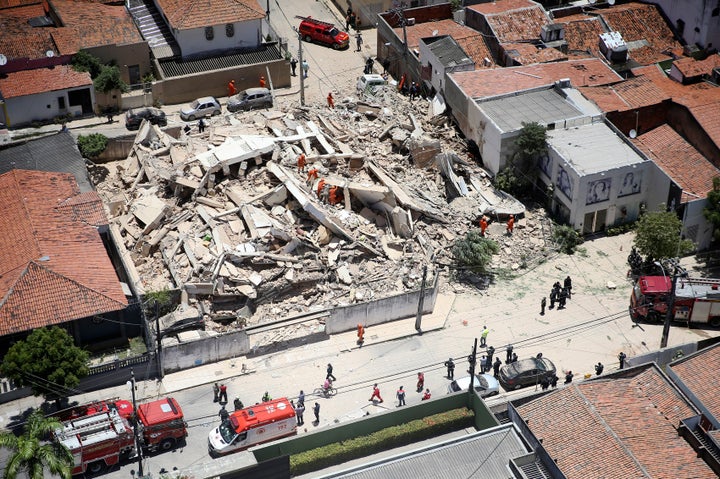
369;383;383;403
228;80;236;96
327;92;335;109
307;168;319;184
422;388;431;400
297;153;306;172
480;216;488;236
506;214;515;235
416;372;424;392
259;76;266;88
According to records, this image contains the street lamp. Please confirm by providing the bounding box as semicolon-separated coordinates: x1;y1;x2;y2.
654;260;677;349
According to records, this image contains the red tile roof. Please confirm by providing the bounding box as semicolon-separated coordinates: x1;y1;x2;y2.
598;2;682;65
516;366;717;479
0;170;127;336
395;19;495;67
579;75;670;112
450;58;622;98
0;0;143;61
633;124;720;202
555;16;605;58
673;54;720;78
156;0;265;31
502;42;567;65
0;65;91;98
670;345;720;430
467;0;551;43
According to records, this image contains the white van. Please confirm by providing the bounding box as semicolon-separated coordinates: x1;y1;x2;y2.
208;398;296;456
357;74;388;93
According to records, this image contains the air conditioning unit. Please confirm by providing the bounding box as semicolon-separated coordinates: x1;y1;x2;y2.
406;18;416;26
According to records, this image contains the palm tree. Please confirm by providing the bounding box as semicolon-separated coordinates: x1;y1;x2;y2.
0;409;72;479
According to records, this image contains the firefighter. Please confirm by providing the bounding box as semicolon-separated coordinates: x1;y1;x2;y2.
357;323;365;345
234;397;244;410
259;75;266;88
297;153;306;172
327;92;335;109
506;214;515;235
307;167;319;185
228;79;237;96
480;216;488;236
316;178;326;198
328;185;340;205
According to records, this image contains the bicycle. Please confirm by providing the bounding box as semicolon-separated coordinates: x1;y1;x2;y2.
313;385;337;398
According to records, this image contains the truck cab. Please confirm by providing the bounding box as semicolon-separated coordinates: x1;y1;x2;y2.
208;398;296;456
298;16;349;50
137;397;187;452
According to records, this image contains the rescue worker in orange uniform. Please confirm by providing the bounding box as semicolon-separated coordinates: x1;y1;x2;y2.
228;79;237;96
479;216;488;236
328;185;340;205
307;168;319;185
327;92;335;109
357;323;365;345
297;153;306;172
506;214;515;235
317;178;326;198
259;76;266;88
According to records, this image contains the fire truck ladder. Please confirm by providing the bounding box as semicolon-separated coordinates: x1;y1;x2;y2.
57;410;126;441
295;15;336;28
679;277;720;287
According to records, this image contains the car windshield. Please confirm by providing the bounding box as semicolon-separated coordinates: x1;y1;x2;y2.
217;420;237;444
476;375;489;389
449;381;461;392
329;28;339;36
189;100;200;109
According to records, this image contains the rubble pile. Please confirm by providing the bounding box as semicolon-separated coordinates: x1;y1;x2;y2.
95;86;546;335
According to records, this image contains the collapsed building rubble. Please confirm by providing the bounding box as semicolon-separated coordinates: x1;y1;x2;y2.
95;86;548;341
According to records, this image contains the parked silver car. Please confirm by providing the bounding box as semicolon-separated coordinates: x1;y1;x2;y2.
227;88;273;112
180;96;221;121
447;373;500;398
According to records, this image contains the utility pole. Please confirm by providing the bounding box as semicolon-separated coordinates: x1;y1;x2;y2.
297;29;305;106
467;338;478;393
415;266;428;332
155;301;163;380
128;369;144;477
660;260;681;348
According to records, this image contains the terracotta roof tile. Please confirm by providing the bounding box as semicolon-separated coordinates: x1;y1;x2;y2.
451;58;622;98
673;54;720;78
670;345;720;434
516;366;716;479
0;3;59;60
579;75;670;112
690;103;720;156
633;64;720;107
555;16;605;58
56;191;109;227
632;124;720;202
466;0;538;15
598;2;681;65
502;42;567;65
156;0;265;31
455;37;496;68
0;65;91;98
0;170;127;336
466;0;550;43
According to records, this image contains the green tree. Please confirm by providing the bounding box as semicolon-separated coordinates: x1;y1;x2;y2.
76;133;108;158
634;206;695;260
452;231;499;273
703;176;720;243
0;409;73;479
70;50;102;78
552;225;583;254
1;327;89;406
93;65;128;94
493;122;547;197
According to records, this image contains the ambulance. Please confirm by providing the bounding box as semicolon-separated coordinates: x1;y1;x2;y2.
208;397;297;456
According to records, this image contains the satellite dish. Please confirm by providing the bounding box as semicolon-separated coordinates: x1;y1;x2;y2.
0;54;6;66
46;50;54;57
588;0;596;3
629;129;637;138
432;29;438;36
608;0;616;4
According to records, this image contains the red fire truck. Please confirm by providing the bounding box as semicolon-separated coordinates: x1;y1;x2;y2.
630;275;720;327
208;397;297;456
54;397;187;475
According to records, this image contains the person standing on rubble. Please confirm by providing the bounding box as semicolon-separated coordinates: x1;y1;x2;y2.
198;118;206;134
307;168;319;185
327;92;335;108
506;214;515;235
321;184;331;203
297;153;306;172
479;216;488;236
329;185;340;205
316;178;326;198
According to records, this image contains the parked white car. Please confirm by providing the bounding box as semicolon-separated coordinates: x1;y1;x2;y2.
180;96;221;121
356;74;388;93
447;373;500;397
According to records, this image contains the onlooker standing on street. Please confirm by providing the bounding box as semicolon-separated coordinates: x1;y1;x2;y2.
416;372;424;392
550;374;559;389
213;382;220;403
541;296;546;315
564;276;572;299
595;362;604;376
506;344;513;364
480;325;489;347
493;357;502;378
540;376;550;391
301;60;309;79
326;363;337;382
313;402;320;424
219;383;228;403
444;357;455;379
369;383;383;403
295;402;305;425
298;390;305;406
219;406;229;422
618;351;627;369
355;32;363;52
564;370;574;384
485;346;495;373
290;58;298;76
396;386;406;406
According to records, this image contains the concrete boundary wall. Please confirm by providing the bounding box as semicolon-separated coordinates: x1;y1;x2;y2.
162;329;250;373
325;274;440;334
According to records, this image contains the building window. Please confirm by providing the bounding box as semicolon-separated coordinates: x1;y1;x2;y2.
676;19;685;36
58;96;66;109
226;23;234;37
205;26;214;41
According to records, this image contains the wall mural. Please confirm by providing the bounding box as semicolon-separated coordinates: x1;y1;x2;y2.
586;178;612;205
539;154;552;178
556;167;572;199
618;171;642;197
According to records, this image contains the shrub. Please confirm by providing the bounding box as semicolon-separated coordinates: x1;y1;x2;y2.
77;133;108;158
94;65;129;93
452;231;499;273
290;408;475;475
71;50;103;77
552;225;583;254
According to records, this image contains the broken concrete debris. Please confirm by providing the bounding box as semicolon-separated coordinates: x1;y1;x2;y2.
95;86;535;338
